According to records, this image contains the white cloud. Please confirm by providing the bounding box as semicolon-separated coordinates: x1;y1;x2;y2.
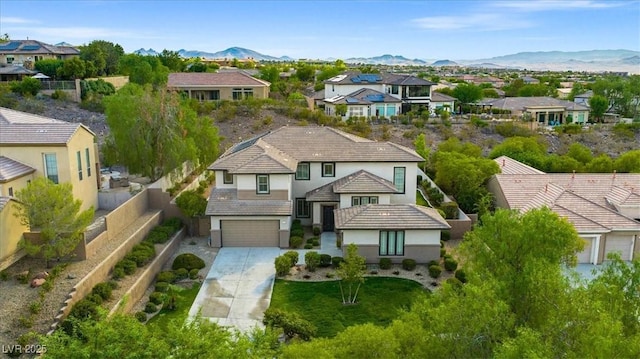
492;1;625;11
412;13;532;31
0;16;38;24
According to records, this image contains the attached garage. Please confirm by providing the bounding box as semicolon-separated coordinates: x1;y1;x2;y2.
604;235;633;261
577;236;593;264
220;220;279;247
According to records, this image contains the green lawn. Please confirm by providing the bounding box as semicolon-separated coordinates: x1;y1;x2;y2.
146;282;201;330
270;277;428;337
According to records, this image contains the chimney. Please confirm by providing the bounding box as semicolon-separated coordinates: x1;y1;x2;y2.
502;159;506;167
571;170;575;179
613;170;617;179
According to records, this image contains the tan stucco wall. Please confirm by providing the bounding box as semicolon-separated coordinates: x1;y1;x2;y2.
178;85;270;100
0;173;35;197
351;244;440;264
0;199;29;269
0;127;98;211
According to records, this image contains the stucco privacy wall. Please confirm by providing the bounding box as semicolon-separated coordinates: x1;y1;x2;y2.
108;228;185;316
105;189;149;239
50;211;161;332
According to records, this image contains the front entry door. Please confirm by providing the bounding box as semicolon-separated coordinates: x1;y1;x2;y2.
322;205;335;232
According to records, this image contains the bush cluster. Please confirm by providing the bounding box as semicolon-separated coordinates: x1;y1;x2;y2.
304;251;321;272
402;259;417;271
290;236;303;249
429;264;442;278
275;255;292;277
379;258;392;270
172;253;205;271
319;254;332;268
439;202;459;220
283;251;299;267
263;308;317;341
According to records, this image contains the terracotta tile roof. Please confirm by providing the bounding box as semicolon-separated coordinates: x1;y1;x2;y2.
306;170;398;202
494;155;546;175
335;204;450;230
210;126;423;173
0;156;35;182
205;188;292;216
491;158;640;232
168;71;270;87
0;107;93;145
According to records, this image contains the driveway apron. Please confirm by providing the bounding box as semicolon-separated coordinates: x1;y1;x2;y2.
189;247;280;332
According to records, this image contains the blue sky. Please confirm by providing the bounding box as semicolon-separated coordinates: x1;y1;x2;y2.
1;0;639;60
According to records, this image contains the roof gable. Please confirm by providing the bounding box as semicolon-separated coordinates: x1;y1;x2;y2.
0;107;94;145
335;204;450;230
0;156;36;182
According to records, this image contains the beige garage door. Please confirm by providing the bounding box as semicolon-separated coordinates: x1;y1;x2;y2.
577;237;592;264
221;220;279;247
604;235;632;261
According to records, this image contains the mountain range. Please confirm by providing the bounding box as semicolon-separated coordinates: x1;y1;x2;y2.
131;47;640;73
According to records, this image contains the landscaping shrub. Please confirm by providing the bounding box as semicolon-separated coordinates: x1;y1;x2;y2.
146;228;169;244
283;251;299;267
379;258;392;270
444;257;458;272
312;227;321;236
189;268;200;279
157;270;176;283
428;260;439;267
303;243;313;249
428;264;442;278
290;228;304;238
290;236;303;249
312;238;320;246
172;253;205;271
122;259;137;275
319;254;332;267
441;231;450;241
332;256;344;268
112;265;125;280
144;302;158;313
440;248;446;257
149;291;165;305
163;217;183;232
174;268;188;280
455;269;467;283
155;281;169;293
51;89;69;101
135;311;147;323
440;202;459;219
68;299;100;321
446;277;463;288
306;238;314;244
92;282;114;301
402;259;417;271
263;308;317;341
304;251;321;272
85;293;103;306
275;256;291;277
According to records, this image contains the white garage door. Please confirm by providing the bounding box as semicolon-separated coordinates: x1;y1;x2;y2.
221;220;279;247
604;235;632;261
577;237;593;264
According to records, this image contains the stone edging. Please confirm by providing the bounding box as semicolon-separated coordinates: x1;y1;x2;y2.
108;228;186;317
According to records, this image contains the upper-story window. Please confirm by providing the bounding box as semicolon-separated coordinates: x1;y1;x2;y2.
77;151;83;180
43;153;59;184
351;196;378;206
391;85;399;95
393;167;405;193
85;148;92;177
256;174;269;194
295;162;310;180
322;162;335;177
408;86;430;97
6;56;14;64
223;170;234;184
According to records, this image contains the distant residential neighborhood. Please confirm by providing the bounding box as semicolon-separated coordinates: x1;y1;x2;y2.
0;36;639;357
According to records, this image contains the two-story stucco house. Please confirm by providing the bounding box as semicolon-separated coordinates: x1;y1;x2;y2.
206;126;449;263
0;107;99;270
0;40;79;68
322;72;436;119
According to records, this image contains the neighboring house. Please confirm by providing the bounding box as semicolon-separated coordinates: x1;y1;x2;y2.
520;76;540;84
488;156;640;264
206;126;449;263
323;88;401;119
0;40;79;69
167;71;270;101
0;107;100;269
574;90;593;107
0;64;36;81
430;92;456;114
323;72;435;114
483;97;590;125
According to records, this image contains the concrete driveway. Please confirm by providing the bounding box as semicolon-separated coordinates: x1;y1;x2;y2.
188;247;280;332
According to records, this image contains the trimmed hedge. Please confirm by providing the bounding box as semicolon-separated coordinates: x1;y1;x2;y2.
275;255;291;277
92;282;114;301
332;256;344;268
155;281;169;293
174;268;188;280
379;258;392;270
444;257;458;272
189;268;200;279
402;259;417;271
290;236;303;249
319;254;332;268
305;251;321;272
149;291;165;305
283;251;299;267
263;308;317;341
172;253;205;271
428;264;442;278
157;270;177;283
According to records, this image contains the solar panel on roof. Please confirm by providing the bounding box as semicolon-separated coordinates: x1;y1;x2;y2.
365;94;385;102
228;132;269;154
0;41;21;51
346;98;360;104
351;77;361;83
21;45;41;51
356;74;381;82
